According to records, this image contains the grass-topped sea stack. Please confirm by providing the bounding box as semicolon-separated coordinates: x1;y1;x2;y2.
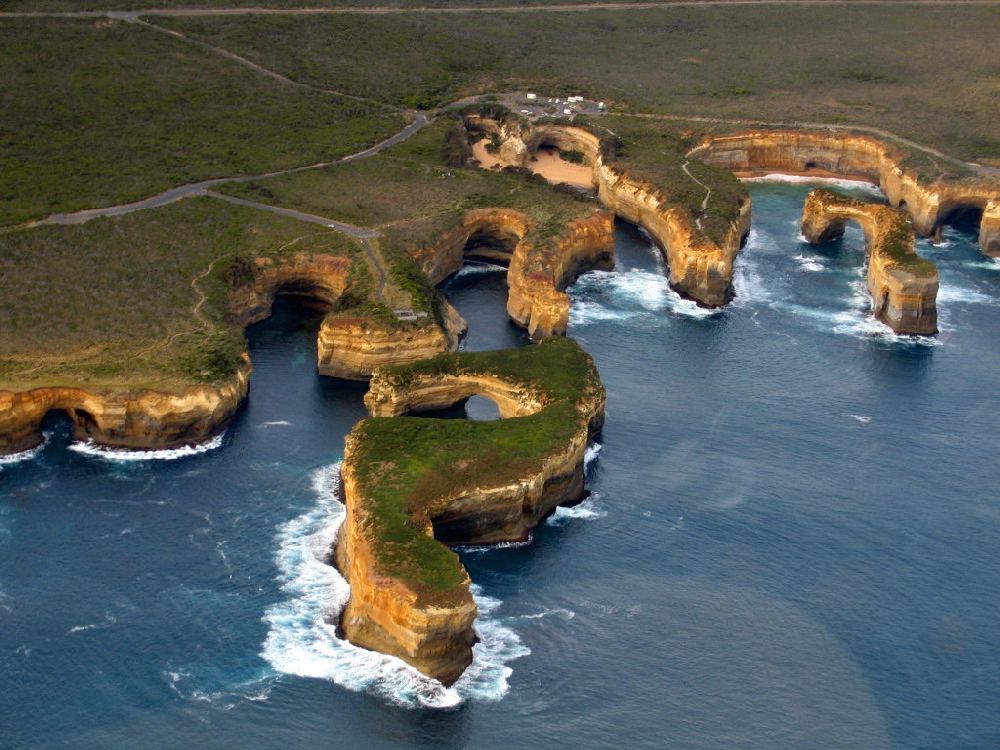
335;337;605;684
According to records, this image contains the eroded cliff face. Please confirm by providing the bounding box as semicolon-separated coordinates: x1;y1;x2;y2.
506;210;615;337
0;249;463;455
465;117;750;306
335;340;605;684
408;207;615;339
691;130;1000;256
800;189;938;335
317;301;466;380
0;359;250;455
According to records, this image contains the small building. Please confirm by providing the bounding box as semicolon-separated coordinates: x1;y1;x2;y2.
526;92;537;101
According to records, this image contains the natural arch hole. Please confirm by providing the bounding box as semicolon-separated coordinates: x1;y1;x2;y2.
407;395;502;421
939;205;983;237
274;280;339;312
464;395;501;421
464;227;518;265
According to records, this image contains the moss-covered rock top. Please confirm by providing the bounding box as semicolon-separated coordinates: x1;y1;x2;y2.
347;338;603;604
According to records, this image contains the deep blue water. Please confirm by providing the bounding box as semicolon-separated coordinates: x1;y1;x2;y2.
2;182;999;749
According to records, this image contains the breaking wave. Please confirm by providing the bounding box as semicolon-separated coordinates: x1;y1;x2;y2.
741;173;885;198
68;433;225;461
0;439;46;471
569;270;719;326
261;463;529;709
793;254;826;272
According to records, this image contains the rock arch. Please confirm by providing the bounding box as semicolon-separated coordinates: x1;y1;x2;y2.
690;129;1000;257
336;338;605;684
464;115;751;308
800;189;938;334
411;207;615;339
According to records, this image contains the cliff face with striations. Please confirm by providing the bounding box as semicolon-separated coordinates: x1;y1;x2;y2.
801;189;938;335
0;359;250;455
408;207;614;339
691;130;1000;256
335;339;605;684
316;302;466;380
0;248;463;455
465;116;750;306
506;210;615;338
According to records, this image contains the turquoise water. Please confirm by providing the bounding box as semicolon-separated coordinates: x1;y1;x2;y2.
2;183;999;748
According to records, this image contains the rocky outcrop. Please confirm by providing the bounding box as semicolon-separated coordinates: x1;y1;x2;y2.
335;339;605;684
316;302;466;380
0;249;463;455
801;189;938;335
0;359;250;455
690;130;1000;256
464;117;751;307
409;207;615;338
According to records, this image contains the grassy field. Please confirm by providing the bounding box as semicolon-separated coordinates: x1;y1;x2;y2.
350;337;601;601
220;117;601;249
0;17;404;226
155;5;1000;163
0;197;365;390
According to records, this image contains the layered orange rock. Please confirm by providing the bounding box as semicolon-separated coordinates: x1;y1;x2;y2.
0;249;461;455
0;361;250;455
690;129;1000;256
407;207;615;339
335;338;605;684
465;114;751;306
800;189;938;335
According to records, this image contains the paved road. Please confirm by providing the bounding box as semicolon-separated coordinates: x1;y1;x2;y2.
33;113;427;228
207;192;377;238
4;0;998;18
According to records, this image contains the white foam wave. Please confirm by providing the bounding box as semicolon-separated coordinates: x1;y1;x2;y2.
259;421;293;428
773;300;940;346
518;608;575;621
546;492;607;525
741;173;884;197
732;256;771;306
584;442;601;470
966;259;1000;272
454;262;507;279
0;439;46;470
937;285;996;305
848;414;872;423
793;254;826;272
68;433;224;462
569;270;719;325
67;613;117;635
261;463;529;709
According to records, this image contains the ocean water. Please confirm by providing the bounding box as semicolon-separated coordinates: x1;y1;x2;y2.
2;183;999;749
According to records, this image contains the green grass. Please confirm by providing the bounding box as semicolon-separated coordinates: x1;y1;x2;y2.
0;196;366;390
811;189;936;276
349;337;601;601
0;18;405;226
156;5;1000;164
221;117;601;261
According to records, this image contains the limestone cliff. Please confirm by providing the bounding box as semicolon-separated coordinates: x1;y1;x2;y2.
0;249;463;456
408;207;615;339
335;339;605;684
690;130;1000;256
316;302;466;380
464;116;751;306
0;359;250;455
800;189;938;335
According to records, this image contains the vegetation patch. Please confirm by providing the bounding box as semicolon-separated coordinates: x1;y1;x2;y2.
155;5;1000;164
349;337;602;602
0;197;368;391
0;18;404;226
